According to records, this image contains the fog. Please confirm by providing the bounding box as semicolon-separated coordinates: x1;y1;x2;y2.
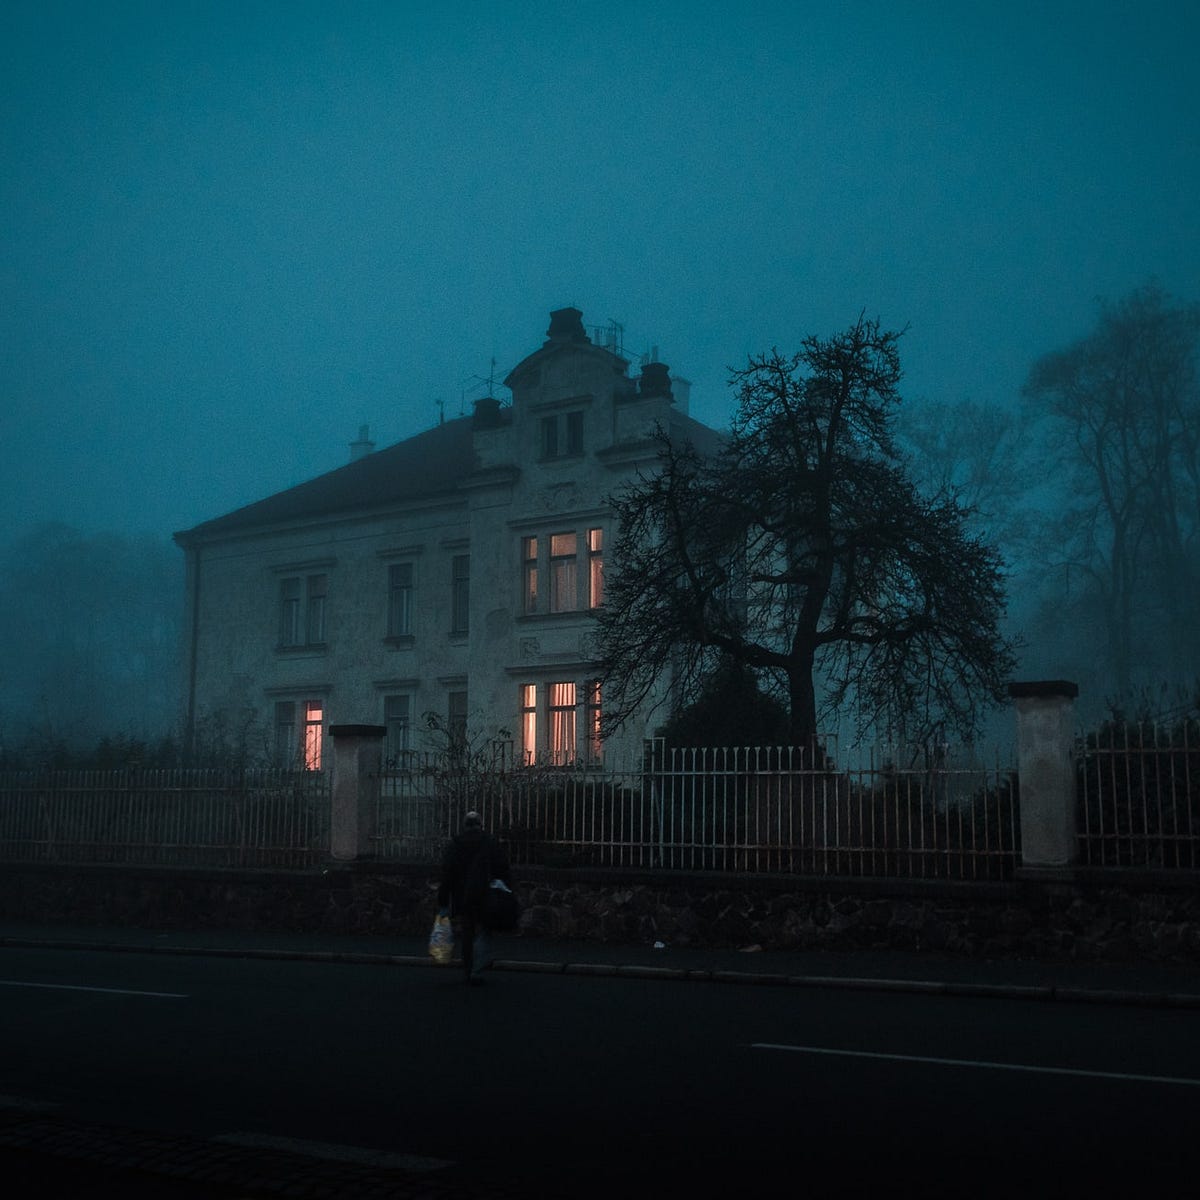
3;2;1197;752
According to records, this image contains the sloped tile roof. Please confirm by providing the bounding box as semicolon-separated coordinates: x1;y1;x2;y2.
176;416;477;543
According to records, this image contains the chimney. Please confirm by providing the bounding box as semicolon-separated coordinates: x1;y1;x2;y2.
671;376;691;414
638;361;673;400
545;307;589;344
349;424;375;461
472;396;504;429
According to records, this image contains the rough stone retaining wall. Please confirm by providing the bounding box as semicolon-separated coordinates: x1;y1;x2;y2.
2;862;1198;965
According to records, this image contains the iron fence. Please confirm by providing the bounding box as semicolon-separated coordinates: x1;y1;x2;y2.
0;768;330;867
375;740;1019;881
1077;720;1199;869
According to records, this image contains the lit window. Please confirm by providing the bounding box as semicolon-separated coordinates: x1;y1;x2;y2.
304;700;324;771
586;680;603;762
451;555;470;634
550;533;577;613
588;527;604;608
522;536;539;615
384;694;411;766
521;683;537;764
388;563;414;638
548;682;577;764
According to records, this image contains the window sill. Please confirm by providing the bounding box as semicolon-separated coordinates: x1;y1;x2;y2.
275;643;328;656
448;631;469;644
384;635;415;649
517;610;593;622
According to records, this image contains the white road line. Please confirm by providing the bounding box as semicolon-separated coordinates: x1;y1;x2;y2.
750;1044;1200;1088
0;979;188;999
214;1133;453;1171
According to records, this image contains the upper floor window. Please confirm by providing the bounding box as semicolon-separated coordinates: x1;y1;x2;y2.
540;410;584;459
388;563;414;639
279;574;326;648
451;555;470;634
521;526;605;615
550;533;577;613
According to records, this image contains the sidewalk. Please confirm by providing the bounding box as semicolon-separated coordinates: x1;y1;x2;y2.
2;918;1197;1007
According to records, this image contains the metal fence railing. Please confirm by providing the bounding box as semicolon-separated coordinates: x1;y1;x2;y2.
0;768;330;867
374;741;1019;881
1077;720;1199;869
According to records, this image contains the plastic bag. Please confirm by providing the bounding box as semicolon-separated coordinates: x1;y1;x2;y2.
428;913;454;965
483;878;519;932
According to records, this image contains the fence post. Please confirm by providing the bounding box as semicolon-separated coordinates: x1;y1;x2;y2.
329;724;386;861
1008;681;1079;876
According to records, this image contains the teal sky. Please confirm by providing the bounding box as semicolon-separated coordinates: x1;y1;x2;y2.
3;0;1197;538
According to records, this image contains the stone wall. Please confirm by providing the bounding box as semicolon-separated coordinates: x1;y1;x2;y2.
2;862;1198;965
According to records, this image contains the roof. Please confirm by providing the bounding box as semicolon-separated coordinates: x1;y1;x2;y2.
175;416;477;544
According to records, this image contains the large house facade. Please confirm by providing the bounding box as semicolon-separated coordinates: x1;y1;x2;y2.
175;308;719;770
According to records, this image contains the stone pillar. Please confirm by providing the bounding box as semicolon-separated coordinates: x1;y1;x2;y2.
1008;681;1079;876
329;724;386;862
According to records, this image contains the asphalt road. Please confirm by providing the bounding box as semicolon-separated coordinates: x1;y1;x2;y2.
2;944;1198;1197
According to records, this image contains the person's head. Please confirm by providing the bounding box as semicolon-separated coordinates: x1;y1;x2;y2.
463;810;482;830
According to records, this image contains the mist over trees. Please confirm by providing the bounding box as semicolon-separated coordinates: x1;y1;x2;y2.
1021;283;1200;704
597;317;1017;747
0;524;181;763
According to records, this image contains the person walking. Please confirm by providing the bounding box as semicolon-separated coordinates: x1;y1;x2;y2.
436;810;512;985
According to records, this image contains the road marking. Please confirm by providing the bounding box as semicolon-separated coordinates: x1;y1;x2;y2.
0;980;188;999
750;1044;1200;1088
214;1133;453;1171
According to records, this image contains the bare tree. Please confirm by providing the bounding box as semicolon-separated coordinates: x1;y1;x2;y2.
1023;283;1200;696
597;316;1016;747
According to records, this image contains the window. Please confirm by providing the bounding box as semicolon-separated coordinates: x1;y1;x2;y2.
586;679;603;763
565;410;583;455
387;563;414;638
303;699;324;770
274;701;297;766
539;411;584;459
448;690;469;749
521;684;537;764
519;680;602;765
522;536;539;615
274;699;323;769
279;575;326;648
548;682;577;764
306;575;326;645
451;555;470;634
540;415;558;459
588;527;604;608
550;533;577;613
384;694;412;766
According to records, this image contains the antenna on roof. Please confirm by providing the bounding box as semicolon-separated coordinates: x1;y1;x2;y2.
435;398;444;426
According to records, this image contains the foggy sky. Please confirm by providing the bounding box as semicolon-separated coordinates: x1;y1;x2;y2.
4;1;1198;543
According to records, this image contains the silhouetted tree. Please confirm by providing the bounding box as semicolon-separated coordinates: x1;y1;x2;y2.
597;316;1017;746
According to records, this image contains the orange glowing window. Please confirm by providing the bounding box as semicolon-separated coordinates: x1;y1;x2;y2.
304;700;324;771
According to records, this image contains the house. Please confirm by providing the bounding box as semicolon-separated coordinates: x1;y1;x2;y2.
174;307;720;769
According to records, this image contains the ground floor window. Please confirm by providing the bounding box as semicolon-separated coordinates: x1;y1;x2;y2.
274;698;325;770
384;694;412;767
520;680;603;765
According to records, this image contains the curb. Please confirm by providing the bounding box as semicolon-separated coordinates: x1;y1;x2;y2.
3;936;1198;1009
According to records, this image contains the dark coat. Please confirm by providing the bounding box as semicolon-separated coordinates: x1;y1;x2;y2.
437;827;512;918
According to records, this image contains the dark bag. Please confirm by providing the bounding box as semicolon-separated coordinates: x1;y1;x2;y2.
483;878;519;932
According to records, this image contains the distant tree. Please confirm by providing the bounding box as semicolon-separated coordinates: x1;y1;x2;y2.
1022;283;1200;696
597;316;1017;747
0;523;182;750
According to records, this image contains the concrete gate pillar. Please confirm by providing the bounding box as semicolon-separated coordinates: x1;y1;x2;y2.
329;724;386;861
1008;681;1079;876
